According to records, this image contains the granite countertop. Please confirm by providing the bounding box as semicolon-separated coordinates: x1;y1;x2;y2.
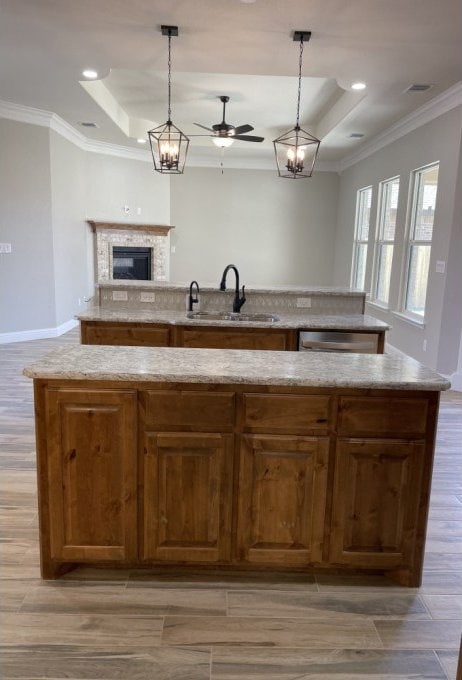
95;281;366;296
23;345;449;391
76;308;390;332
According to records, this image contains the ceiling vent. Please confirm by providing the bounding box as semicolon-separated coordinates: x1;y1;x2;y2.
349;133;364;138
406;84;432;92
79;121;99;128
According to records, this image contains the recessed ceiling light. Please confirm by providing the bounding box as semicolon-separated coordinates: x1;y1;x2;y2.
137;138;147;144
82;69;98;79
351;82;366;91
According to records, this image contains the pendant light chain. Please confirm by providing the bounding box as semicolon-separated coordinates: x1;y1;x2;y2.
167;33;172;122
295;36;304;129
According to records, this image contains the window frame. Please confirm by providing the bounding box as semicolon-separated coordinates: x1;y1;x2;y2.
400;162;439;322
371;176;400;308
351;185;373;290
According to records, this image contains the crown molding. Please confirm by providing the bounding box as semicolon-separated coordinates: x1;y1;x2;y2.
338;81;462;173
2;83;461;172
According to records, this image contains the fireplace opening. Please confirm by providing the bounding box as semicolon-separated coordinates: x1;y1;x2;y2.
113;246;152;280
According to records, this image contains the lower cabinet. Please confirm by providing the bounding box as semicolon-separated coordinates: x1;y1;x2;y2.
236;434;329;566
177;326;295;351
45;388;137;563
142;431;234;563
329;438;425;568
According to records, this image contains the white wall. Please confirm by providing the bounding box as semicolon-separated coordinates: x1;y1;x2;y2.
333;106;462;374
170;168;339;286
0;119;56;334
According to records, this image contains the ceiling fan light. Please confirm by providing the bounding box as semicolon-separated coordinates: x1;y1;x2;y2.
212;137;234;148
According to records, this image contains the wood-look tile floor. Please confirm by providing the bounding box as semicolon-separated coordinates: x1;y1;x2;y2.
1;330;461;679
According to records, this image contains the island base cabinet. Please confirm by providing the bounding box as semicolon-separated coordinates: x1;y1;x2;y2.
329;438;426;576
237;435;329;566
142;432;234;563
42;388;137;574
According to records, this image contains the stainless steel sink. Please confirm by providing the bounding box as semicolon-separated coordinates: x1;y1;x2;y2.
186;311;279;323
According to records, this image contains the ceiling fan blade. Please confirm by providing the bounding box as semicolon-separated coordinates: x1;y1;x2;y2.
233;124;254;135
194;122;215;132
233;134;265;143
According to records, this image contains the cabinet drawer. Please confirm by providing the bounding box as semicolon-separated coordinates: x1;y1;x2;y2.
140;390;235;431
243;393;331;434
82;322;170;347
338;397;428;436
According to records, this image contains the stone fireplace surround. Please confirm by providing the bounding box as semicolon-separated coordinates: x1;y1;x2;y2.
88;221;173;283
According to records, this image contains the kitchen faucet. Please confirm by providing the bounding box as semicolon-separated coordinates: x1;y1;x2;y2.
219;264;246;313
188;280;200;312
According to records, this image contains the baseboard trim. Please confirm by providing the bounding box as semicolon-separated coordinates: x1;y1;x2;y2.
0;318;78;344
448;371;462;392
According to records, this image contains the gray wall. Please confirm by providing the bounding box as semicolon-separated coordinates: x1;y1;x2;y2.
333;106;462;373
50;131;87;325
170;168;339;286
0;119;56;333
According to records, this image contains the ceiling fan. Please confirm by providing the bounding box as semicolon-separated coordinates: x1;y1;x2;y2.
193;95;264;147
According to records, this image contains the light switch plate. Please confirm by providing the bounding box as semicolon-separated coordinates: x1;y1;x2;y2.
296;297;312;308
0;243;12;253
112;291;128;301
435;260;446;273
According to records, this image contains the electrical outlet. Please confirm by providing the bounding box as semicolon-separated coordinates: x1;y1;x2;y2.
0;243;12;254
123;205;130;214
112;290;128;301
171;245;176;253
140;292;155;302
136;207;142;215
423;339;427;352
78;297;82;307
296;297;312;308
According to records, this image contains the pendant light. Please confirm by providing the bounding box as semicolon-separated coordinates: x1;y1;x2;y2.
148;25;189;174
273;31;320;179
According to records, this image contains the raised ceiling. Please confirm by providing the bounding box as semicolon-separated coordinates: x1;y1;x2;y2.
0;0;461;166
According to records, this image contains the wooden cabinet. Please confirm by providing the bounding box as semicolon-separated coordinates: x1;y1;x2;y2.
34;380;438;585
44;388;137;566
142;432;233;563
140;389;235;563
329;438;425;569
81;321;171;346
175;326;296;351
237;434;329;566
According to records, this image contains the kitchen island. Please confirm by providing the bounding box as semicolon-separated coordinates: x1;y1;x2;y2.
24;345;449;585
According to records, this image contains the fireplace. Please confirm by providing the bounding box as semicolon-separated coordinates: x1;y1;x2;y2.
88;221;174;283
113;246;152;280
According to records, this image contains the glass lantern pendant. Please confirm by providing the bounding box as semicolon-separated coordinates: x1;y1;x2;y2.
148;26;189;174
273;31;320;179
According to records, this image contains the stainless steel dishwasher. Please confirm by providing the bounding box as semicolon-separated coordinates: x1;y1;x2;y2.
298;330;380;353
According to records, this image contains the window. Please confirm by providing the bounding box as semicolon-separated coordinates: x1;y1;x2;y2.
403;163;439;318
372;177;400;305
351;186;372;289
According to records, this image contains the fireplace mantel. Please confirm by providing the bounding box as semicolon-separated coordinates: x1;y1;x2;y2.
88;221;174;235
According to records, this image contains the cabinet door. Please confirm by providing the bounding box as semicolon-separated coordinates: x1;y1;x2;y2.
237;435;329;566
143;432;233;563
45;388;137;562
330;438;425;568
179;327;293;350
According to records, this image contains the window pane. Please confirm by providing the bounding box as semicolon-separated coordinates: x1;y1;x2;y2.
358;188;372;240
405;245;431;316
413;165;438;241
375;244;394;304
380;179;399;240
353;243;367;289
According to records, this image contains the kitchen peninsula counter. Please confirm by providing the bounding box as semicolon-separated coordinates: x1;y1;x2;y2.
24;346;448;585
